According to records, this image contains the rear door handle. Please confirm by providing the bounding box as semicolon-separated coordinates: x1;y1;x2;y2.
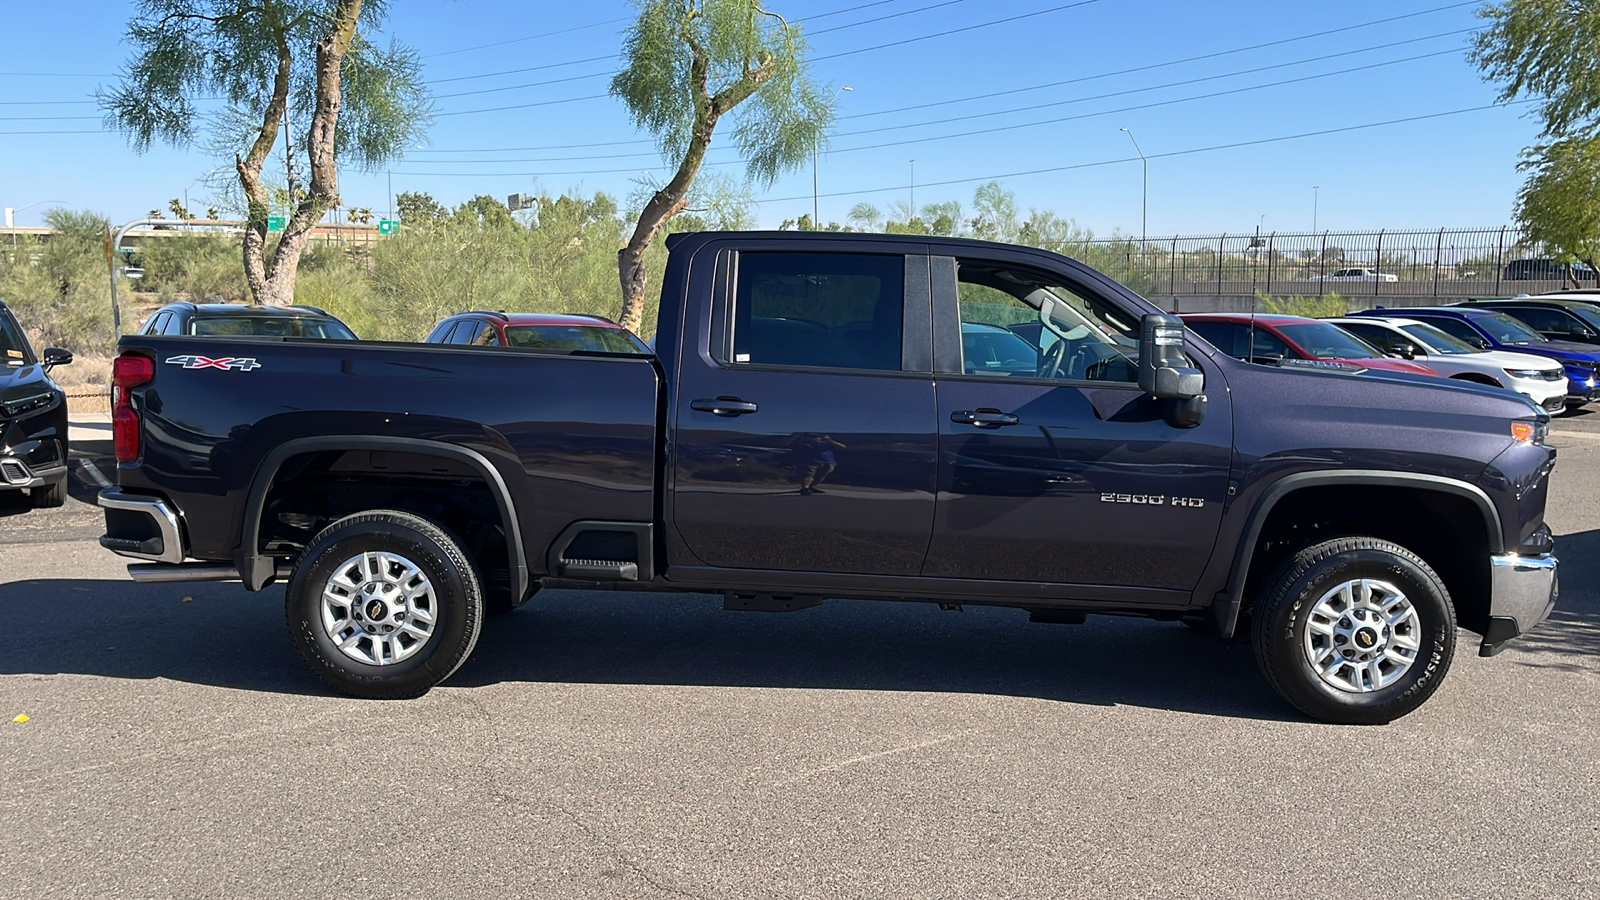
951;409;1020;427
691;397;759;416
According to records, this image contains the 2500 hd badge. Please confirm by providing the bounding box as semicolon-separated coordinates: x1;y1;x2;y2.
1100;493;1205;508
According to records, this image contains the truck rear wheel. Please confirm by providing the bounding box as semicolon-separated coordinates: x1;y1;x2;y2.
286;510;484;699
1252;537;1456;725
30;478;64;508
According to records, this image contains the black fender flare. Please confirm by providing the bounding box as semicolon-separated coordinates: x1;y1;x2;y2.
1208;470;1502;638
232;435;528;600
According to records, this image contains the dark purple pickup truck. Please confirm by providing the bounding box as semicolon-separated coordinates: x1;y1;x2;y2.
98;231;1558;723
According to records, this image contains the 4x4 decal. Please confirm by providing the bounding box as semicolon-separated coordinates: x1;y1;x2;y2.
165;355;262;372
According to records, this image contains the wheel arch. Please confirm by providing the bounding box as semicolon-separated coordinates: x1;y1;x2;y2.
1449;372;1503;387
234;435;528;601
1213;471;1501;639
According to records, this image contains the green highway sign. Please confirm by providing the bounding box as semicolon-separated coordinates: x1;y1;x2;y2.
378;218;399;235
267;215;286;232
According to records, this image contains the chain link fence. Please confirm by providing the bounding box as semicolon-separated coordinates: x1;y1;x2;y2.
1074;227;1592;300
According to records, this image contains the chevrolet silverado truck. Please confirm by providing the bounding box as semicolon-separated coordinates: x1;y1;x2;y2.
97;232;1559;724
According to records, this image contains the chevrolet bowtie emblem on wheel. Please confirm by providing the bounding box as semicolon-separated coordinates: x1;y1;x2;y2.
165;355;262;371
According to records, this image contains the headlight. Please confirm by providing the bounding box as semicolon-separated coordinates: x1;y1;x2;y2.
0;392;53;417
1510;419;1549;444
1504;368;1546;379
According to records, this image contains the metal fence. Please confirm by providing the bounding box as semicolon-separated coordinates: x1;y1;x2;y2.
1072;226;1585;300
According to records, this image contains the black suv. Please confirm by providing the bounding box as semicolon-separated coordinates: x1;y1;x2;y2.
1458;297;1600;346
0;299;72;507
1502;258;1597;282
138;302;358;339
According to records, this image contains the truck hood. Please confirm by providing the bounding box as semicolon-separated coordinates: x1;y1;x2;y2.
1502;339;1600;363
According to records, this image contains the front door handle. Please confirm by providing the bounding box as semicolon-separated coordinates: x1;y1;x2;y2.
691;397;759;416
951;409;1020;427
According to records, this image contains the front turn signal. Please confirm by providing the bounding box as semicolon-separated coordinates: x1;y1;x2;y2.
1510;420;1546;444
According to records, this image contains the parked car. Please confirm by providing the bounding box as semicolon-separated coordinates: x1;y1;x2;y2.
1179;313;1438;376
98;231;1559;725
1502;258;1596;282
1310;267;1398;283
138;302;359;339
1349;306;1600;408
1329;317;1568;414
423;311;649;353
1457;297;1600;347
0;299;72;508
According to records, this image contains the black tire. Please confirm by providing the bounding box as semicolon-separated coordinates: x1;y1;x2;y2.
286;510;484;699
30;478;64;508
1252;537;1456;725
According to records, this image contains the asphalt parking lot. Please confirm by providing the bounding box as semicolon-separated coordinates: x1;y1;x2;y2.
1;406;1596;899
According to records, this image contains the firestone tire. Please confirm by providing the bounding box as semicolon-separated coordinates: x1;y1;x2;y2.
287;510;484;700
30;478;65;508
1252;537;1456;725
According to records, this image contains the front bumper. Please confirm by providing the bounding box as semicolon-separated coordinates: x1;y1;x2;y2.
1481;552;1558;656
0;457;65;490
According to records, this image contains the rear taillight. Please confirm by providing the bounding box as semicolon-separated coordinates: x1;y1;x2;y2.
112;354;154;462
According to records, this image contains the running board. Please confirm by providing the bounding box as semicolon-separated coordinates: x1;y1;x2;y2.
557;558;639;581
128;562;293;583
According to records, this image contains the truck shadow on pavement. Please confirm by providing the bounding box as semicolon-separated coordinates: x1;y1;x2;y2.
7;530;1592;717
0;576;1295;720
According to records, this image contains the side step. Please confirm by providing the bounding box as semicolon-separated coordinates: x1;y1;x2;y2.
557;558;639;581
128;562;293;583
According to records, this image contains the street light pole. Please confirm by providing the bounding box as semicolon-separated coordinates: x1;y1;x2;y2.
1120;128;1147;267
7;199;67;249
909;159;916;215
813;86;852;228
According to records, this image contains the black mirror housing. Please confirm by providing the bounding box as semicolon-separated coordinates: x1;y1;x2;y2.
42;348;73;370
1137;314;1204;399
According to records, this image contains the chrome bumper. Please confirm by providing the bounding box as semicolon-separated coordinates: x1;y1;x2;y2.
1481;552;1558;657
97;486;185;564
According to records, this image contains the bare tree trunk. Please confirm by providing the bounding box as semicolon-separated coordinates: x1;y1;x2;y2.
238;25;294;304
256;0;363;306
616;41;774;334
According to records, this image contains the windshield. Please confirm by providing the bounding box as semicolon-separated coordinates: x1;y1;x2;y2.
0;311;31;367
504;324;647;353
1567;304;1600;332
1398;322;1478;355
1473;312;1547;345
1276;322;1385;360
191;316;358;339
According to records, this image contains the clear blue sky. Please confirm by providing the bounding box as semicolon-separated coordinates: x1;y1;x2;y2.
0;0;1535;236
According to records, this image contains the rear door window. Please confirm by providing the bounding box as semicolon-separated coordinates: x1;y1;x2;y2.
723;252;905;371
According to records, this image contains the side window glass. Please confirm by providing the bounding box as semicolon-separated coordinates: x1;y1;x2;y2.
1250;328;1291;359
144;312;168;335
724;252;904;371
1187;321;1245;357
955;260;1138;382
1423;317;1480;345
450;321;483;345
472;324;501;346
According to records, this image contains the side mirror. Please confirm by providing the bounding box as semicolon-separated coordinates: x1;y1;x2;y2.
1138;314;1206;428
1392;344;1416;360
41;347;73;370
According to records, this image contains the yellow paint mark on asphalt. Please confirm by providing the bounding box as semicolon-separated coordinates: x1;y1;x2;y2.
12;714;29;723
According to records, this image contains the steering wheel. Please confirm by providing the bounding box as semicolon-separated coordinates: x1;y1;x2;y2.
1037;339;1068;379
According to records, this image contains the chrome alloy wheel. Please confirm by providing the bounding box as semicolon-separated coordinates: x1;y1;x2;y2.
320;551;438;666
1303;578;1422;693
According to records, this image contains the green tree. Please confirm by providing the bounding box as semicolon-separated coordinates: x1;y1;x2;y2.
1514;137;1600;281
1471;1;1600;139
395;190;447;226
609;0;837;333
847;202;882;232
100;0;430;305
969;181;1019;243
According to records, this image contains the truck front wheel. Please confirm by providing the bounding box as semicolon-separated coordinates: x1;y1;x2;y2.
286;510;485;699
1252;537;1456;724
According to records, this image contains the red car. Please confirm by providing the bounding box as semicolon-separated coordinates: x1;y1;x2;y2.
1181;313;1438;376
423;311;650;353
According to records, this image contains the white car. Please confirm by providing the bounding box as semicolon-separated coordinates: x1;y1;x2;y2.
1312;267;1399;283
1330;317;1569;414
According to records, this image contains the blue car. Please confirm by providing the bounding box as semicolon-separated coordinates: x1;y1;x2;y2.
1353;306;1600;408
